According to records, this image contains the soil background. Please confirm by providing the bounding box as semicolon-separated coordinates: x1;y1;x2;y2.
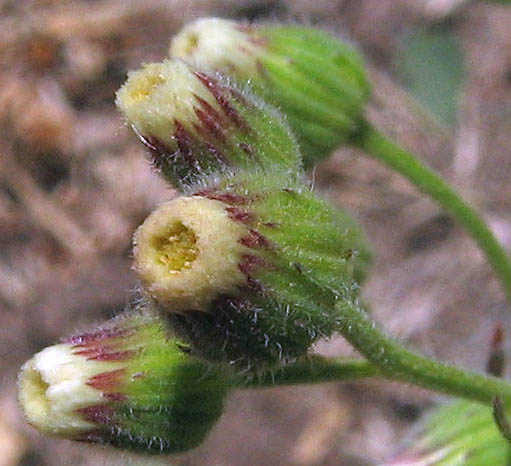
1;0;510;465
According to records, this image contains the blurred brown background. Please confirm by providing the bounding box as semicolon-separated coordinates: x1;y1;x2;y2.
1;0;510;464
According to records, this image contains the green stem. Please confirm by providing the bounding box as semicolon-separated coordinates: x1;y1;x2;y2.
238;305;511;404
335;299;511;405
238;303;511;404
355;122;511;300
236;357;381;388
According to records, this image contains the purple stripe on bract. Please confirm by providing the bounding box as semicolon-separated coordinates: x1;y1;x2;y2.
194;71;249;131
86;368;126;390
226;207;255;224
240;229;271;249
77;404;115;425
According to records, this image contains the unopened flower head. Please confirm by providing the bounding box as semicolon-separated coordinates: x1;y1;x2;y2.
116;58;302;190
170;18;370;167
134;170;370;370
170;18;262;77
386;400;510;466
18;308;230;453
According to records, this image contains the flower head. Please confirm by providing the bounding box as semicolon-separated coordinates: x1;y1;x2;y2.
134;195;249;312
134;170;370;370
18;307;230;453
116;58;302;190
170;18;370;167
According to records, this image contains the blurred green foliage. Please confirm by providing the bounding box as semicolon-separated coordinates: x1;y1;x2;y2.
397;29;465;127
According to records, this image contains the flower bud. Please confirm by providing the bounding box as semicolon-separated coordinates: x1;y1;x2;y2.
386;400;509;465
18;307;230;453
134;171;370;370
170;18;370;168
116;58;302;190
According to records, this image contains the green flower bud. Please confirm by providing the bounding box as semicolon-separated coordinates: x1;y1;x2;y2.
170;18;370;168
134;171;370;370
18;307;230;454
388;400;509;465
116;58;302;190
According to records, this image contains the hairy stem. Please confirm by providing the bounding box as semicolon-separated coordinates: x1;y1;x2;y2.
336;300;511;404
239;304;511;405
237;357;381;388
355;123;511;300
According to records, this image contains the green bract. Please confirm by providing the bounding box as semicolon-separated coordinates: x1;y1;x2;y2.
170;18;370;167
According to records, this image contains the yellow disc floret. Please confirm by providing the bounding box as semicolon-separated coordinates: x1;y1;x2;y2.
150;221;199;273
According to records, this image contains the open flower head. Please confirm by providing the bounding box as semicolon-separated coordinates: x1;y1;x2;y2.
133;196;249;312
134;171;370;370
170;18;370;167
18;307;230;453
116;58;302;190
